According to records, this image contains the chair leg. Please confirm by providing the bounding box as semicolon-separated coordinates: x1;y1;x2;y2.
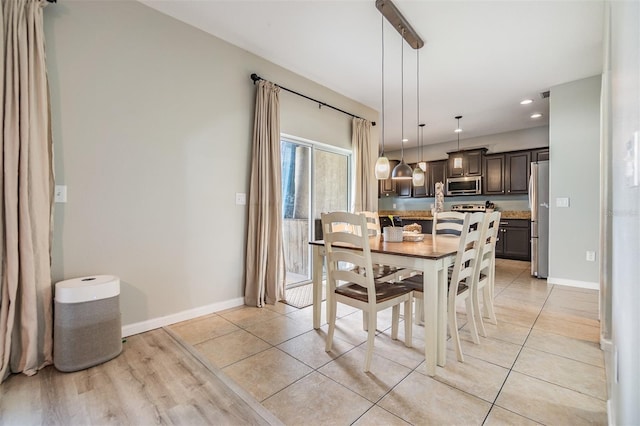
414;295;424;325
484;285;497;324
363;311;368;331
474;287;487;338
449;303;464;362
391;305;399;340
465;296;480;344
364;310;377;372
325;297;337;352
404;296;413;348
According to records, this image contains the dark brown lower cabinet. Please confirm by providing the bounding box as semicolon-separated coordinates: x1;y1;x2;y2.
495;219;531;260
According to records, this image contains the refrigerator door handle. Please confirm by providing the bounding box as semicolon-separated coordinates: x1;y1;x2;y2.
530;162;538;222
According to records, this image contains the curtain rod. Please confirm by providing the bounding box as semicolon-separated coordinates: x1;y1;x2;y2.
250;73;376;126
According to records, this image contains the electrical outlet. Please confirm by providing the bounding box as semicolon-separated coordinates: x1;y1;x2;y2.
235;192;246;205
393;203;397;209
556;197;570;208
586;251;596;262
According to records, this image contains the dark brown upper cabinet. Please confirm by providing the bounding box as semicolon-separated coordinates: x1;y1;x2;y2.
447;148;486;178
483;154;506;195
505;151;531;194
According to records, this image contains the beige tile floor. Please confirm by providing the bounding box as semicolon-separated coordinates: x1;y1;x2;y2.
168;259;608;425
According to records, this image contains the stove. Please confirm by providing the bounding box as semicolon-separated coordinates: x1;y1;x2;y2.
451;203;491;212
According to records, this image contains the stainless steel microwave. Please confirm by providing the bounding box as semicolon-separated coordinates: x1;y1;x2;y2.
446;176;482;195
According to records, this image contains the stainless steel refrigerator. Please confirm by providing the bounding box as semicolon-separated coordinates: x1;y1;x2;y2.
529;160;549;278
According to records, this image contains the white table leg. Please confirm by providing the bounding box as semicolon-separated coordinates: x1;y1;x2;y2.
423;259;439;376
312;245;323;329
437;257;451;366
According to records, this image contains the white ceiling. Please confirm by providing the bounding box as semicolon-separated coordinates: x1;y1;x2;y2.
141;0;604;150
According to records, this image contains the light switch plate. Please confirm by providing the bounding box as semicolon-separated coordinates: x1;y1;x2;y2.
235;192;246;205
556;197;570;208
54;185;67;203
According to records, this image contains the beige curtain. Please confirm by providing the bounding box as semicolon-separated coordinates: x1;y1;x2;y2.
244;81;285;307
352;118;377;212
0;0;54;382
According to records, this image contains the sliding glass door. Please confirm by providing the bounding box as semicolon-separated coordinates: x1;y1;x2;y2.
281;136;351;287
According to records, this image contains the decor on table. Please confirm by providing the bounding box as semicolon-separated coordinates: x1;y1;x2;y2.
434;182;445;214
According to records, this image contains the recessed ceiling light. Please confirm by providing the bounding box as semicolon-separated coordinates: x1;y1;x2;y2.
520;99;533;105
531;113;543;119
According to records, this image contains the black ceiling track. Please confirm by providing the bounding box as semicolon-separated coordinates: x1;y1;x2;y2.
250;73;376;126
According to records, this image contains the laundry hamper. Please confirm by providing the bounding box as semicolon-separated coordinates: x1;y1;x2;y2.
54;275;122;372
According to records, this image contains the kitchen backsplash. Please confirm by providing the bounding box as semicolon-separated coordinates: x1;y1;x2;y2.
378;193;530;213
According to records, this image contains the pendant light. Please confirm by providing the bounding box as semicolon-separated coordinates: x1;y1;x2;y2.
412;49;425;186
392;28;413;180
375;15;390;180
453;115;463;169
418;123;426;171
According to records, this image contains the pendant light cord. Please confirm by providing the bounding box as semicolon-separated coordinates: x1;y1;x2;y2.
417;49;421;163
381;15;385;156
400;28;405;162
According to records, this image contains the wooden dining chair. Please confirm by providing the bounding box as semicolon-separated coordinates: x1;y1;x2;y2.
432;211;466;241
473;211;502;337
358;211;407;282
321;211;413;372
407;210;468;324
399;212;484;362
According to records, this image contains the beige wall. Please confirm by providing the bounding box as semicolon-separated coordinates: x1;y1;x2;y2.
45;0;376;330
548;75;601;286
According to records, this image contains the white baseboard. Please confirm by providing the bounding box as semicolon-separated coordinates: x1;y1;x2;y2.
121;297;245;337
546;276;599;290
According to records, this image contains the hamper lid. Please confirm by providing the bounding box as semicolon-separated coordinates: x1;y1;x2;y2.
55;275;120;303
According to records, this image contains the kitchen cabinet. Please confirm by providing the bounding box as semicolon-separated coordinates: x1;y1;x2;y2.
447;148;486;178
378;160;411;197
426;160;447;197
505;151;531;194
379;160;398;197
483;154;505;195
531;148;549;162
495;219;530;260
483;150;531;195
396;174;412;197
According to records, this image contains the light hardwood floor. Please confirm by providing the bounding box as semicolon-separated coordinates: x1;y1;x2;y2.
0;328;281;425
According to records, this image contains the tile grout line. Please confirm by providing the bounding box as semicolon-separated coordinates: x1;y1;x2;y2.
481;272;554;425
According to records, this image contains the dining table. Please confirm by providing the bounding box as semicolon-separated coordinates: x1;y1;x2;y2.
309;234;460;377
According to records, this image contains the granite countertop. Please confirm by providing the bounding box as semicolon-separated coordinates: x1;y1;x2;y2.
379;210;531;220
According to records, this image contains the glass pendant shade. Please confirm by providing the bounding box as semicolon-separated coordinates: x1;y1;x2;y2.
392;160;413;179
418;161;427;171
453;157;463;169
412;166;425;186
375;156;390;179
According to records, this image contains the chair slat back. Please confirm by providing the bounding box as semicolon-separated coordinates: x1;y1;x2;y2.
449;212;485;290
357;211;381;237
432;211;466;244
321;212;376;303
476;211;502;276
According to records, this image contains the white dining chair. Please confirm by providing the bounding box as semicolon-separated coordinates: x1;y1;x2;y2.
473;211;502;337
399;212;484;362
408;211;468;324
321;211;413;372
